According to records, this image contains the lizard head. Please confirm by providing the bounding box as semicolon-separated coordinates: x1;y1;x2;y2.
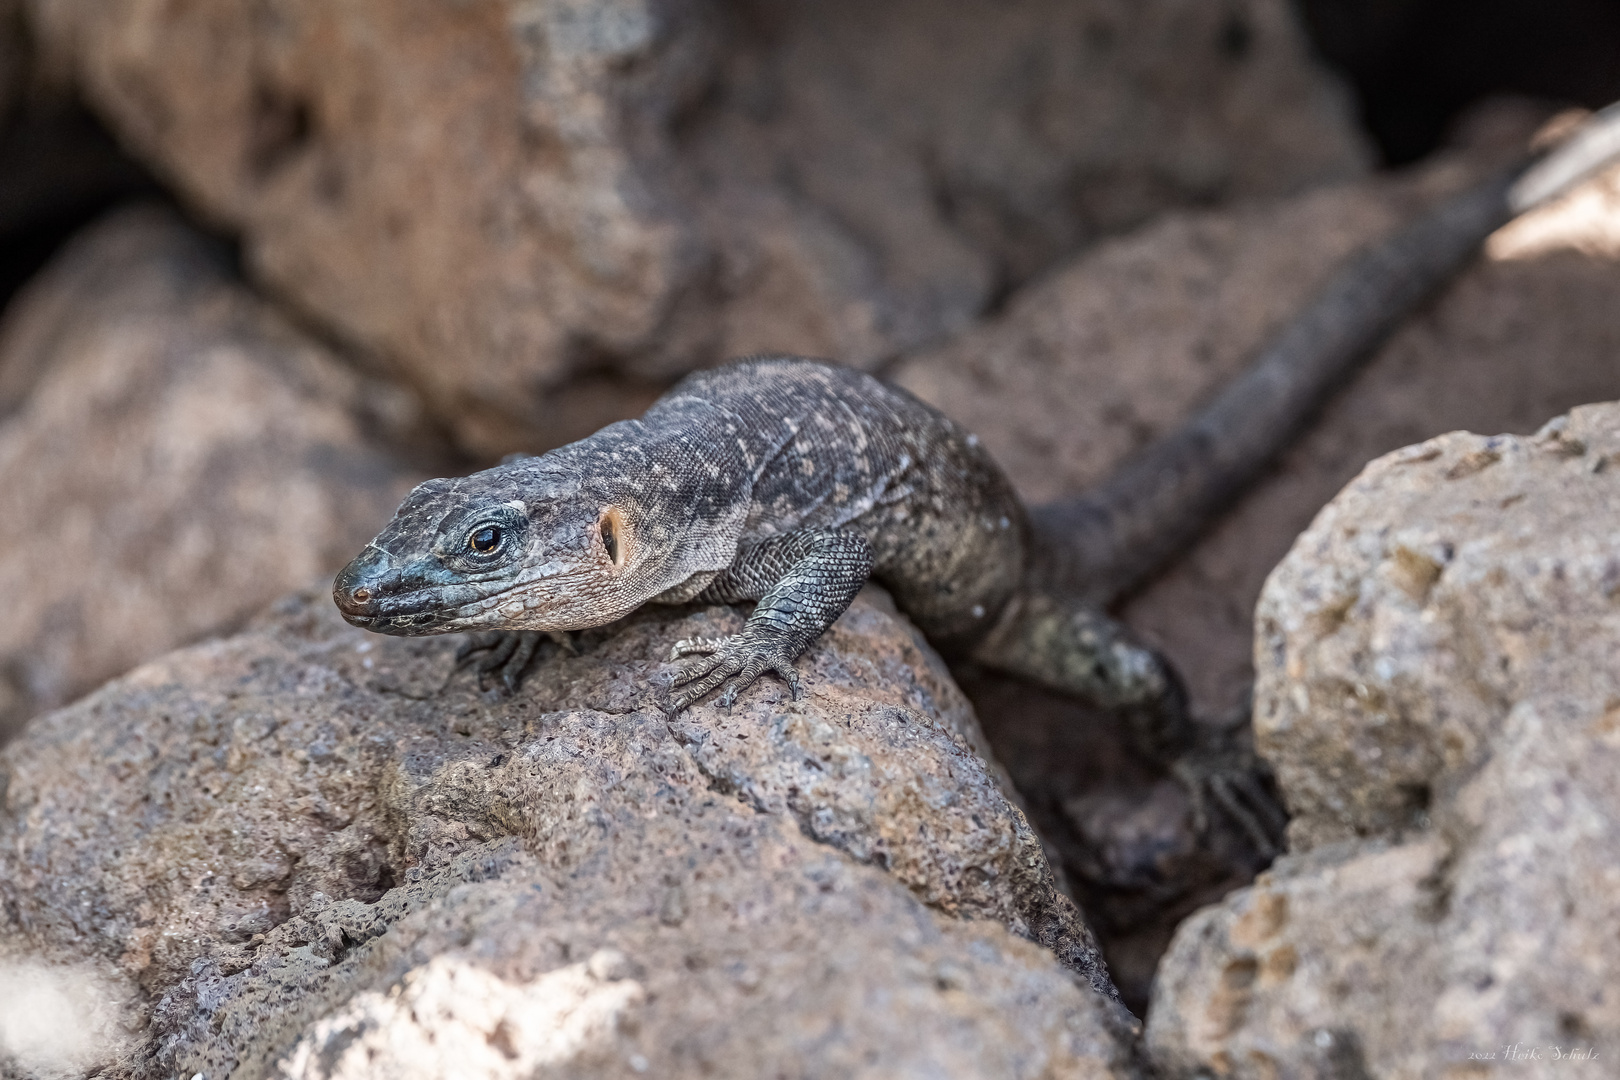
333;459;648;635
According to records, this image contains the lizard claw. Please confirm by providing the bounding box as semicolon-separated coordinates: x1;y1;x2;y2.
668;636;728;662
1172;748;1289;858
665;632;805;714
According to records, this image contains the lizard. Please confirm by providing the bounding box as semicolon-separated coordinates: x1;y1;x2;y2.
333;103;1620;852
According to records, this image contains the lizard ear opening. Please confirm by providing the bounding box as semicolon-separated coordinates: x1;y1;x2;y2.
599;506;629;568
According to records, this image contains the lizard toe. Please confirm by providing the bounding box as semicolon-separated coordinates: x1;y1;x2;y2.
471;631;522;681
670;647;733;687
774;661;804;701
454;631;505;666
499;632;543;695
664;634;805;713
668;675;726;714
669;636;726;661
1173;753;1287;858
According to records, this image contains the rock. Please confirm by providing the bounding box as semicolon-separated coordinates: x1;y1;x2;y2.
0;586;1142;1078
894;116;1620;721
0;205;423;742
28;0;1368;453
1145;403;1620;1076
955;670;1266;1017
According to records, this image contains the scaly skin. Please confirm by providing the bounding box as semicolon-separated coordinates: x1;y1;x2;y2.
335;356;1028;682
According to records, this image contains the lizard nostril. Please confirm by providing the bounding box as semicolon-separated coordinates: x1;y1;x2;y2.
352;587;372;603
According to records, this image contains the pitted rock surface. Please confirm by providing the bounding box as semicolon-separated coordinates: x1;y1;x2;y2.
27;0;1367;452
0;588;1140;1079
0;205;422;743
1145;403;1620;1078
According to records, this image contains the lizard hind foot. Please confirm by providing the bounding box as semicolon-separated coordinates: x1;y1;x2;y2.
1172;750;1290;859
665;632;805;714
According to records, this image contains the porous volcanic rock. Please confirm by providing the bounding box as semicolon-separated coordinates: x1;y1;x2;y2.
0;205;423;742
27;0;1368;452
0;587;1142;1079
1145;404;1620;1077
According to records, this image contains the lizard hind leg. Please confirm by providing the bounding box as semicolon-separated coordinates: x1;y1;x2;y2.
973;589;1287;856
972;591;1185;730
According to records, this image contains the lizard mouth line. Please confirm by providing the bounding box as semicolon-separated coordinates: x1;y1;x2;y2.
336;578;547;634
339;608;459;635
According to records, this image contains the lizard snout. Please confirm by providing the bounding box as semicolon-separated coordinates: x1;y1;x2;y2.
333;548;391;622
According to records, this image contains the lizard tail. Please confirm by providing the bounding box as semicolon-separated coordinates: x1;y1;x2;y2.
1027;100;1620;606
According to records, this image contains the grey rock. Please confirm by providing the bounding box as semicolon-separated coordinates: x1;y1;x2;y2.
1145;403;1620;1077
0;587;1142;1078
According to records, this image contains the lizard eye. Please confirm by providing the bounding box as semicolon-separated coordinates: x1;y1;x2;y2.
444;505;526;568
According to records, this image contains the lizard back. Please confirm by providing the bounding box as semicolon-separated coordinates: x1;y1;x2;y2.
656;357;1029;650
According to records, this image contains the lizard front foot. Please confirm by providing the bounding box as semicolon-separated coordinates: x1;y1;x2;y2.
454;630;577;694
665;632;804;713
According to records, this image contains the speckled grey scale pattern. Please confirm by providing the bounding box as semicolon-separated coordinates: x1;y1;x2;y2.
658;358;1029;650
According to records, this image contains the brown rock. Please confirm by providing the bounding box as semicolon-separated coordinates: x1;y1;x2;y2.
0;205;423;742
1145;404;1620;1077
0;587;1141;1078
28;0;1368;453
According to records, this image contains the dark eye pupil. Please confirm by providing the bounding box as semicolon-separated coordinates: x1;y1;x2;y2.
470;526;501;553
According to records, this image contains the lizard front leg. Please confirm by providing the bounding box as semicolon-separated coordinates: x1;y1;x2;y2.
666;529;873;713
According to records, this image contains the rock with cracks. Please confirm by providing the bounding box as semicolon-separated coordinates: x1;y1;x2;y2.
0;587;1143;1079
1146;402;1620;1077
